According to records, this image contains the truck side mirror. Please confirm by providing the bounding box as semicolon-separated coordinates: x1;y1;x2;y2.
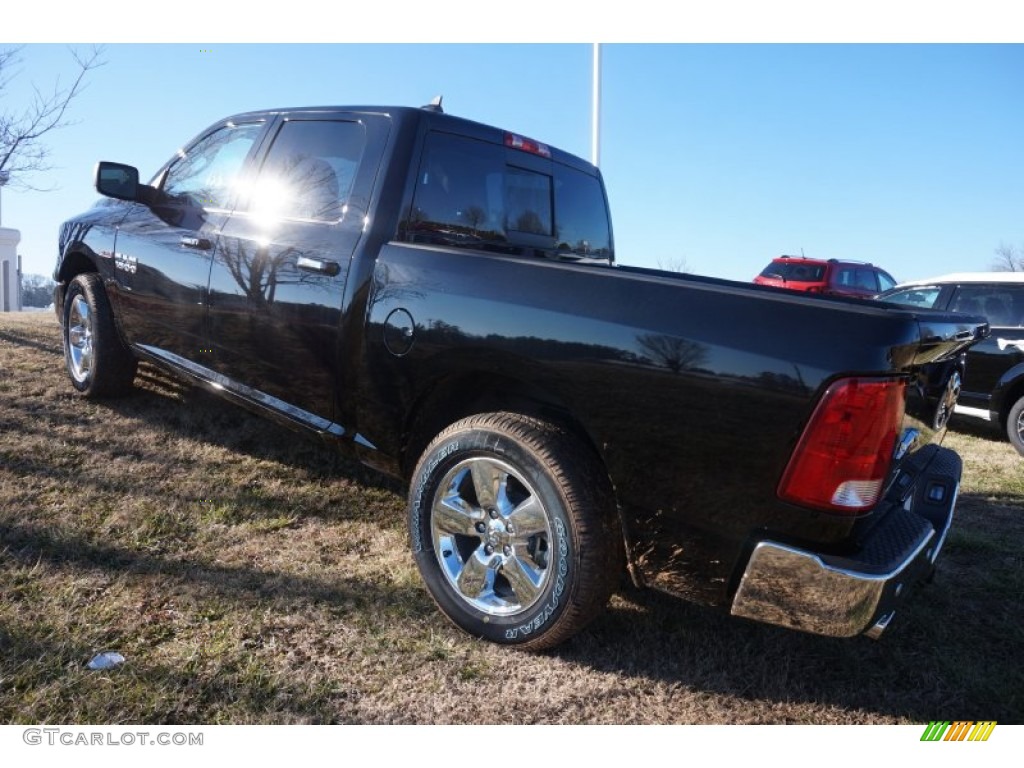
95;161;140;201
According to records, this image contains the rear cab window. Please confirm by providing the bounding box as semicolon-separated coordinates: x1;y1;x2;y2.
401;131;612;262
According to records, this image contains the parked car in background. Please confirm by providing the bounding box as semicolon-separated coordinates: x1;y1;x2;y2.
878;272;1024;455
754;255;897;299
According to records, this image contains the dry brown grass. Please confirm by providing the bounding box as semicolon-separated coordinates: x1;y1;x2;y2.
1;311;1021;724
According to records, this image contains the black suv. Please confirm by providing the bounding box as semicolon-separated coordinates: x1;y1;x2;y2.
879;272;1024;454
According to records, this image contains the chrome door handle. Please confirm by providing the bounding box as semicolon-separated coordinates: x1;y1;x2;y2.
180;236;212;250
296;256;340;277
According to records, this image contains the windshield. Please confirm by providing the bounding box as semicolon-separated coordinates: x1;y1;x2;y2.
882;286;942;309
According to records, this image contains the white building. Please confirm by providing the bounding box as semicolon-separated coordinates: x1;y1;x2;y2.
0;227;23;312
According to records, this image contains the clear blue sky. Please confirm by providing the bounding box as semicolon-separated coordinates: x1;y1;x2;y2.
3;42;1022;284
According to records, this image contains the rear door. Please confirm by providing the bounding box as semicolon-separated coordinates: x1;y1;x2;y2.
206;112;389;426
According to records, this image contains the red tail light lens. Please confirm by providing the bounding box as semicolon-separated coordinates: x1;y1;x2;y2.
778;377;906;514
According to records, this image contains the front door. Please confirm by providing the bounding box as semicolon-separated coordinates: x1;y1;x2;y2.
113;120;265;365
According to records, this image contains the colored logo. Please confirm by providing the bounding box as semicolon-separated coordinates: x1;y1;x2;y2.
920;721;997;742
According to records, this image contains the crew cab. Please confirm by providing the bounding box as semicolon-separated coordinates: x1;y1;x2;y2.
54;102;988;649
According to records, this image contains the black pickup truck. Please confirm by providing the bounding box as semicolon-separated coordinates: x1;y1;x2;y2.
54;102;987;649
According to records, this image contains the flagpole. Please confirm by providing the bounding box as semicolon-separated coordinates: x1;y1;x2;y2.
591;43;601;167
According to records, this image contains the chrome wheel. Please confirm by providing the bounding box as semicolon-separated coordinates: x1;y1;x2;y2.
431;456;553;616
411;412;622;648
67;294;94;384
1006;396;1024;456
933;370;961;430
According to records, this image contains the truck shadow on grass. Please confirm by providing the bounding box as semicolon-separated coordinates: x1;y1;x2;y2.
0;328;65;358
106;362;405;498
564;490;1023;723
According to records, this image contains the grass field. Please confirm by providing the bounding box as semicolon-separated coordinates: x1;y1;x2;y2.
1;311;1021;724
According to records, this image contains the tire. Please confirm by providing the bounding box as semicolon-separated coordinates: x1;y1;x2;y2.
62;273;137;397
408;412;623;650
931;368;961;431
1007;395;1024;457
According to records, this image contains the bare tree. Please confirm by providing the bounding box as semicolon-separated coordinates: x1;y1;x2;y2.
657;257;690;273
992;243;1024;273
636;333;708;374
0;45;105;191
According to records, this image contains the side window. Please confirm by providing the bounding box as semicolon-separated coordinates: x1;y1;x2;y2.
244;119;365;223
854;268;878;291
877;271;896;292
833;267;856;288
162;122;263;209
1008;287;1024;328
407;132;506;247
883;286;941;308
554;163;612;259
952;285;1024;327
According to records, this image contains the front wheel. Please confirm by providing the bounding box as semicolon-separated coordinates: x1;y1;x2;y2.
408;412;622;650
1007;395;1024;456
62;273;137;397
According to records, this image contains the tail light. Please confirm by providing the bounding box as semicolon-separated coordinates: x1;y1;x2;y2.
504;132;552;158
778;377;906;514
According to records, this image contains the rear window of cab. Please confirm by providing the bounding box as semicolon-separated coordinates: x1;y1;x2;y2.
401;131;612;262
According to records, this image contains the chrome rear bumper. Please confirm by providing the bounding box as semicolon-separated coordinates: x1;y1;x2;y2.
730;446;960;638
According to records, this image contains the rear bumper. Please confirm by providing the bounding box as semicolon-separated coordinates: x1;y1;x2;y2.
730;445;960;638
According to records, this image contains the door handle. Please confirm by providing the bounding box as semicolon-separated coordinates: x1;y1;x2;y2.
180;236;212;250
296;256;340;277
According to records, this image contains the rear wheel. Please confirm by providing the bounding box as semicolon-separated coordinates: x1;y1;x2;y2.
1007;396;1024;456
408;412;622;650
62;273;137;397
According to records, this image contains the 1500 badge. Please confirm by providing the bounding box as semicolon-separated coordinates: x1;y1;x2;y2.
114;253;137;274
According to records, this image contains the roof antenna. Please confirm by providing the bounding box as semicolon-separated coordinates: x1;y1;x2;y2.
422;95;444;113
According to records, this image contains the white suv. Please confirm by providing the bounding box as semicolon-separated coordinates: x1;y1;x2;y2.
879;272;1024;455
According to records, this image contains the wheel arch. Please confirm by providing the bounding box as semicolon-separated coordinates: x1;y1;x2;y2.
399;370;634;579
402;371;594;477
54;250;100;320
992;366;1024;426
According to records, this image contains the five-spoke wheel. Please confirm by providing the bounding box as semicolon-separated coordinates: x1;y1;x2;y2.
409;412;622;649
66;292;94;385
61;273;137;396
431;456;553;616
